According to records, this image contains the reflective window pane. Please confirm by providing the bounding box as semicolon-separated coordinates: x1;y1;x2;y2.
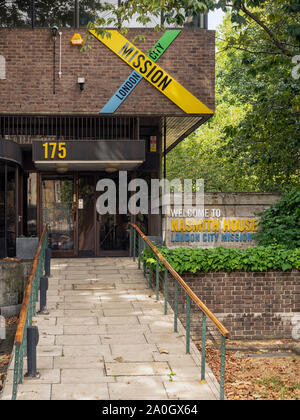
0;162;5;258
42;177;74;251
6;165;16;257
27;173;37;236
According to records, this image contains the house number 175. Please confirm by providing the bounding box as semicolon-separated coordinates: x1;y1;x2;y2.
43;142;67;159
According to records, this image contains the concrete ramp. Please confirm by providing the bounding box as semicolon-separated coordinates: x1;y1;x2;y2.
2;258;220;400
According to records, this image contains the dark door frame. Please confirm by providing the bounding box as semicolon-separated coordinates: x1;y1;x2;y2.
38;172;77;258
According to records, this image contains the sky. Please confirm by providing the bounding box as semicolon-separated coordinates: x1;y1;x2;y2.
208;9;226;30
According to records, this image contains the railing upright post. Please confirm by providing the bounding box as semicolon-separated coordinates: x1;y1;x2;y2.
38;276;49;314
220;334;226;400
149;250;153;289
201;313;207;380
138;236;141;269
133;229;136;262
24;326;39;379
129;226;132;257
143;245;146;278
155;257;159;301
164;268;168;315
174;279;178;333
12;345;20;400
186;293;191;354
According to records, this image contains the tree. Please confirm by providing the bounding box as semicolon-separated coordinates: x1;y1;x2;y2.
87;0;300;57
166;10;300;192
217;13;300;191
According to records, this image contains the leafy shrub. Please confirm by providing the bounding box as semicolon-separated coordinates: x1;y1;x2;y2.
141;245;300;274
255;189;300;249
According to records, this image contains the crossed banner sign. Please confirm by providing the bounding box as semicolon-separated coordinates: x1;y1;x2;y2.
89;29;213;115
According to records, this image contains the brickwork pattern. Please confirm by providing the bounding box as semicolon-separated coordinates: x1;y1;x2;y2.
160;270;300;340
0;28;215;115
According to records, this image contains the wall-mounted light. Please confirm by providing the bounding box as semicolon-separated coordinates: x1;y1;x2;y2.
51;26;58;41
77;77;85;91
105;167;118;173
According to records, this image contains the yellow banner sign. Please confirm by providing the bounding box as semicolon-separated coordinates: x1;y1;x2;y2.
89;30;213;115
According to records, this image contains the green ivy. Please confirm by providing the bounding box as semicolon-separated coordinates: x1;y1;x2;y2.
141;245;300;274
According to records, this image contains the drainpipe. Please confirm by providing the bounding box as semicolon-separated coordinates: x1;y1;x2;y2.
58;31;62;79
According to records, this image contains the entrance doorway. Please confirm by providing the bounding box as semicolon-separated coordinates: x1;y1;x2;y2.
39;173;130;257
41;175;76;257
78;174;130;257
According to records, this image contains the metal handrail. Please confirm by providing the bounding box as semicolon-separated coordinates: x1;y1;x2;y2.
12;225;48;400
130;223;229;400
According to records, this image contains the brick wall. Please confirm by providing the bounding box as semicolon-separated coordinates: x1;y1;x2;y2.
0;28;215;115
160;270;300;340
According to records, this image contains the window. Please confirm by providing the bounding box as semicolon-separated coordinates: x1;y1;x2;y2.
0;160;17;258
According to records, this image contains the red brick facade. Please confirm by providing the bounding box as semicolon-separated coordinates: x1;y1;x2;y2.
0;28;215;115
161;270;300;340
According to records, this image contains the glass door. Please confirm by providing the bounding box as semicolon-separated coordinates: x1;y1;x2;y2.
95;174;130;256
97;213;130;256
41;175;75;256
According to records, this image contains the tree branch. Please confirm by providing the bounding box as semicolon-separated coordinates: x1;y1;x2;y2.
240;4;295;57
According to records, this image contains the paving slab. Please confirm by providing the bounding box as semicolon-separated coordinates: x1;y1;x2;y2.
12;384;52;400
51;384;109;400
62;345;111;357
98;316;139;325
63;325;106;335
2;257;219;401
56;334;100;345
108;377;168;400
56;317;98;325
54;356;104;369
60;368;115;384
101;334;147;345
164;381;216;400
105;362;170;376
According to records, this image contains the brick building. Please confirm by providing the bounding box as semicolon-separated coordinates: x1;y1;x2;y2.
0;1;215;258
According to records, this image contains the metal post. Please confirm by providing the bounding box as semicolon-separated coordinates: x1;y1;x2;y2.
12;346;20;400
186;293;191;354
133;229;136;261
129;226;132;257
220;334;226;400
201;313;207;380
24;326;40;378
164;268;168;315
45;248;51;277
155;257;159;301
149;251;153;289
38;276;49;315
138;236;141;269
174;279;178;333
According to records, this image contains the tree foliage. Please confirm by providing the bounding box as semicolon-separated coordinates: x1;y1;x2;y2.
255;188;300;248
166;6;300;192
86;0;300;57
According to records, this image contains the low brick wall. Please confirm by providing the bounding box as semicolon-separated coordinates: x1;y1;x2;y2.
161;270;300;340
